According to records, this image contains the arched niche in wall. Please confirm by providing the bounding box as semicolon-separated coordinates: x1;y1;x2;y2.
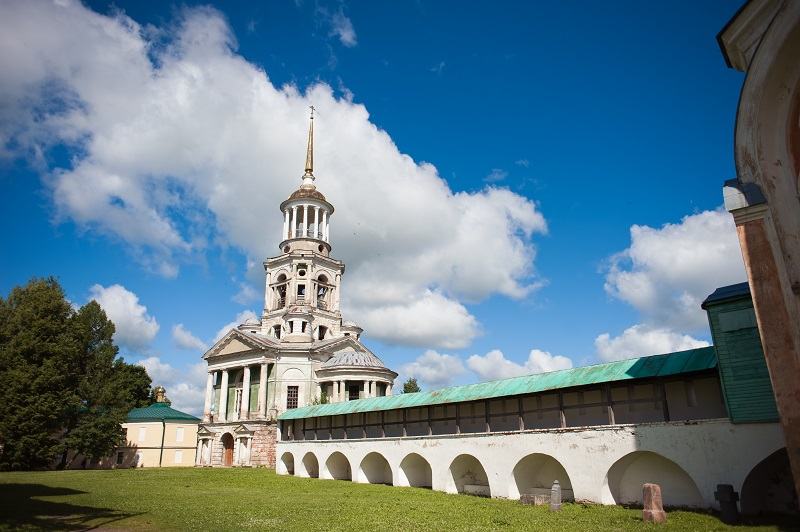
301;452;319;479
325;451;351;481
358;452;393;485
741;448;798;516
278;452;294;475
446;454;490;497
397;453;433;489
604;451;703;508
509;453;573;501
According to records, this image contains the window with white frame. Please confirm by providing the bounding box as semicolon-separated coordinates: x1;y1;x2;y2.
174;450;183;464
138;427;146;441
176;426;184;442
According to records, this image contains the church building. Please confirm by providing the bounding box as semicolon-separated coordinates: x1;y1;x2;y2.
196;110;397;468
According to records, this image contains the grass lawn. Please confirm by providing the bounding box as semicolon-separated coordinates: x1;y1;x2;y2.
0;468;796;531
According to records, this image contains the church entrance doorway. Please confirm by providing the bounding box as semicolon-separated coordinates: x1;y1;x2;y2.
221;433;234;466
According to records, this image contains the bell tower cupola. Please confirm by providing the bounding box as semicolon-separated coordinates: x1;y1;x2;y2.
261;108;345;340
279;106;335;257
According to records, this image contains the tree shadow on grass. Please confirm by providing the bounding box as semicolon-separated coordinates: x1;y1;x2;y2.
0;483;142;530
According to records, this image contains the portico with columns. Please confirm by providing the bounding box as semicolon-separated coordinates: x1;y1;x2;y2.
196;109;397;468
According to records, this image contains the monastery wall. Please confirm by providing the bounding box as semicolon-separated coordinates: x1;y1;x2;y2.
276;419;785;510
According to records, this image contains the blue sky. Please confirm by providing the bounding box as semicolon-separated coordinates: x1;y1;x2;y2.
0;0;748;415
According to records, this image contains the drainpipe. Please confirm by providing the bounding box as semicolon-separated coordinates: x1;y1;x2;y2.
159;419;166;467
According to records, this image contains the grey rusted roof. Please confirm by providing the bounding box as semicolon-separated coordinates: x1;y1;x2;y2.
321;351;386;369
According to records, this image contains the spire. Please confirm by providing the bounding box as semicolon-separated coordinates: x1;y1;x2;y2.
302;106;315;185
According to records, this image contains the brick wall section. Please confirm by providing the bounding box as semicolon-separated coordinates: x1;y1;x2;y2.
251;424;277;468
200;421;277;468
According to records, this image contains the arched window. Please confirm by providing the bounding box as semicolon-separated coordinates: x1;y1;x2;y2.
317;275;329;309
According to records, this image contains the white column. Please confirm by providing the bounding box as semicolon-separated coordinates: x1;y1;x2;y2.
323;210;329;242
203;372;215;422
264;274;271;312
387;383;393;396
302;205;309;237
219;370;229;422
340;380;346;402
370;380;375;398
332;381;339;403
283;209;289;240
257;363;268;418
196;439;202;466
241;366;251;420
291;206;298;237
314;207;320;239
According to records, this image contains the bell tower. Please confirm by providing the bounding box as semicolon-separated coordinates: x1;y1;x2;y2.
260;108;345;343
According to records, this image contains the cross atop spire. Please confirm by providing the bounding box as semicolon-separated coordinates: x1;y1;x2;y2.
302;106;315;183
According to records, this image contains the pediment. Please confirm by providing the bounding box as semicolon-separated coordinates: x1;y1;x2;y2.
234;423;256;434
197;426;213;435
203;329;276;359
316;335;375;357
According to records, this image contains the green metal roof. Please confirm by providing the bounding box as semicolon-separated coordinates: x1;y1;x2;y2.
126;402;201;422
279;347;717;420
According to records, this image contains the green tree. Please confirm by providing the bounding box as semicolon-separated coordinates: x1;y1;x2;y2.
312;392;330;405
402;378;420;393
0;277;152;471
0;277;78;470
60;301;151;466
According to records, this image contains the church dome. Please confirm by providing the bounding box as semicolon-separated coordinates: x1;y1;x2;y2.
242;317;262;326
322;351;386;368
342;320;359;327
286;185;328;202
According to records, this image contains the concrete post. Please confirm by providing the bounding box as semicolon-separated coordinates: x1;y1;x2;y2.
550;480;562;512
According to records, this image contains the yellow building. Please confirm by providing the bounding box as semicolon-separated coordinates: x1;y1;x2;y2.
118;388;201;468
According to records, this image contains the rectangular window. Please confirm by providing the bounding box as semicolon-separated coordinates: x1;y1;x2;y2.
135;452;143;466
176;427;184;442
287;386;299;409
116;452;124;465
138;427;146;441
174;450;183;464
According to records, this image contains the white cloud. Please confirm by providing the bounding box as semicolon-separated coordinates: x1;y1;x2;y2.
137;356;206;416
597;209;742;361
603;209;745;331
213;310;259;343
231;282;258;305
1;1;547;351
88;284;159;351
515;159;529;167
401;350;466;390
351;290;479;350
328;10;357;47
484;168;508;183
430;61;445;74
595;324;710;362
467;349;573;381
172;323;208;351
